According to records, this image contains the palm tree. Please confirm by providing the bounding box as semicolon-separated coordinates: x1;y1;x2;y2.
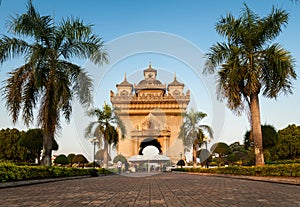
85;103;125;168
178;108;213;167
0;1;108;165
204;4;296;166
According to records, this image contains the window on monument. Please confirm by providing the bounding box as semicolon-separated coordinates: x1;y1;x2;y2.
173;90;180;96
121;90;128;96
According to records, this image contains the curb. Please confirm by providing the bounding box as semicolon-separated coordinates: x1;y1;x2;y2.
0;175;92;189
186;172;300;186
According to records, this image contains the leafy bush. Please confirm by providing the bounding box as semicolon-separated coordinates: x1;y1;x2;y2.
266;159;300;165
0;161;93;182
172;164;300;177
72;154;89;167
53;154;69;165
113;154;127;163
67;153;76;165
177;159;185;168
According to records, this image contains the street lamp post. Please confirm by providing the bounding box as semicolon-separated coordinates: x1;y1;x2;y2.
90;137;99;169
203;136;209;168
204;139;208;151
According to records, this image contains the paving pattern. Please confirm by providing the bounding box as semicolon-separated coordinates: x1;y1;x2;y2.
1;172;299;207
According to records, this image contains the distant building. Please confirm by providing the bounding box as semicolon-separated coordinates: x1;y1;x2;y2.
110;64;190;163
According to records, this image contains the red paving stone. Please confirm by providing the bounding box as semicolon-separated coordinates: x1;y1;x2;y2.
0;172;299;207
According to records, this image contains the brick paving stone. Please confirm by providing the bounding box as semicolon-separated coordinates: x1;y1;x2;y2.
0;173;299;207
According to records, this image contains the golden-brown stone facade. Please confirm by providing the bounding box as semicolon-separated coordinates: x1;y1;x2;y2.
110;64;190;163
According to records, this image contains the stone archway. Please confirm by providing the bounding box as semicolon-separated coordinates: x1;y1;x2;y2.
139;138;162;155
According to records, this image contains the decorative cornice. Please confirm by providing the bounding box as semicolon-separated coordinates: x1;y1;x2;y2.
131;129;171;138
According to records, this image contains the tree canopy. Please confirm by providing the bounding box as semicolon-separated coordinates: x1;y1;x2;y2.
244;124;279;150
211;142;231;156
54;154;69;165
18;128;58;164
113;154;127;164
0;128;26;161
274;124;300;160
72;154;89;167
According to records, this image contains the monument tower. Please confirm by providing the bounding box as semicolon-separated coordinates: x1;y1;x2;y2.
110;64;190;163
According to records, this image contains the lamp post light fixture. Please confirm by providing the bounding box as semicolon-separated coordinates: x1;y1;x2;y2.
90;137;99;169
179;152;183;160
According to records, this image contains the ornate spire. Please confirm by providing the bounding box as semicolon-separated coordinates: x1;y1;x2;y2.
116;72;133;87
168;72;184;90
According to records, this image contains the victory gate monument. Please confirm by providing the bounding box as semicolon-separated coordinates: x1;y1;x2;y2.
110;64;190;163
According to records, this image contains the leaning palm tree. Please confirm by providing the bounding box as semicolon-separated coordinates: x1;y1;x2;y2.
85;103;125;168
204;4;296;166
178;108;213;167
0;1;108;165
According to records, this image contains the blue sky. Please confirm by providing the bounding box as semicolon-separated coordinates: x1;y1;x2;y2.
0;0;299;160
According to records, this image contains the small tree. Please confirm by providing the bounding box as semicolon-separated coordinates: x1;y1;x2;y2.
67;153;76;166
0;128;26;162
18;128;58;164
211;142;231;166
72;154;89;168
176;159;185;168
178;108;213;167
85;103;126;168
244;125;278;150
53;154;69;166
113;154;127;164
274;124;300;160
113;154;128;171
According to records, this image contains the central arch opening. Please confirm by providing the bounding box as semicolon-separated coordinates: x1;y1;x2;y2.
139;138;162;155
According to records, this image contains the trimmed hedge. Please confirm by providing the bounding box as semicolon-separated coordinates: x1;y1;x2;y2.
172;164;300;177
266;159;300;165
0;162;109;182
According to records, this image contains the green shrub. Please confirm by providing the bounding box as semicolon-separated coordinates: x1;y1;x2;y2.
266;159;300;165
177;159;185;167
172;164;300;177
0;162;92;182
53;154;69;165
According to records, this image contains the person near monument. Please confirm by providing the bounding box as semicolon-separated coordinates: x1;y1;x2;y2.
117;161;122;174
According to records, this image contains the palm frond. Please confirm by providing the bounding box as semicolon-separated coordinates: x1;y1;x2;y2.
73;69;93;107
0;36;30;64
22;69;38;125
3;67;26;124
85;104;126;147
178;108;213;149
57;17;108;65
204;42;231;74
261;44;296;98
8;1;53;47
260;7;288;43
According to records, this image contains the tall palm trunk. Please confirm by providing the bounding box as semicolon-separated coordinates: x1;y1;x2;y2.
103;140;109;168
41;132;53;166
41;79;56;166
250;93;265;166
193;145;197;168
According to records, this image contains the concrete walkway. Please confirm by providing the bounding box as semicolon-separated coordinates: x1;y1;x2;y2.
1;172;299;206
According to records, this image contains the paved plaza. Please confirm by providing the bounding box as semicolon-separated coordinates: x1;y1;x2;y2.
1;172;299;207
